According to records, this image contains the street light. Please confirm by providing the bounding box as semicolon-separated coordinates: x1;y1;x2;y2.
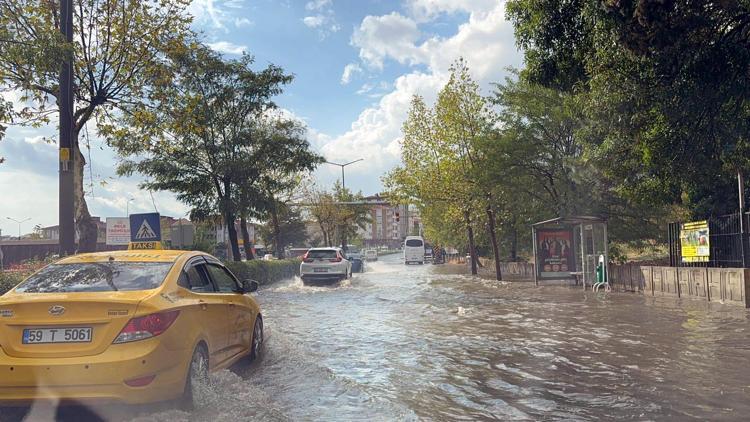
6;217;31;240
126;198;135;217
325;159;363;190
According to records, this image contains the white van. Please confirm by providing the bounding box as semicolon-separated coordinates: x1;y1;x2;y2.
403;236;425;265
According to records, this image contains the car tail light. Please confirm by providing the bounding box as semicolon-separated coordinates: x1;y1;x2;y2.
113;310;180;344
124;374;156;387
302;252;314;263
329;256;342;262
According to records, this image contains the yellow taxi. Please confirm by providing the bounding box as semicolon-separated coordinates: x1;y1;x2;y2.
0;250;263;407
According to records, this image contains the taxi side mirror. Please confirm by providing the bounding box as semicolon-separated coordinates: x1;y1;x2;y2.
243;279;259;293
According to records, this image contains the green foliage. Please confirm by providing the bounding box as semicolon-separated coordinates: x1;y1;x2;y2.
259;206;309;248
0;0;194;248
0;271;24;296
223;259;300;286
506;0;750;219
109;43;319;260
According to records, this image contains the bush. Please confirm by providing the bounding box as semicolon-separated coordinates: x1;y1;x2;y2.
224;259;299;286
0;271;27;296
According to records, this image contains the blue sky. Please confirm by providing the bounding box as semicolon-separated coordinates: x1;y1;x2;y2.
0;0;522;236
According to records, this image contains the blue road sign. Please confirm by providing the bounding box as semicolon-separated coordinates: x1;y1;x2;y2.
129;213;161;243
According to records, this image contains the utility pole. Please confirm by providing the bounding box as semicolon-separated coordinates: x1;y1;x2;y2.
59;0;76;256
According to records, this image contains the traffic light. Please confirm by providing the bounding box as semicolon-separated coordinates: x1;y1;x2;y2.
395;210;400;222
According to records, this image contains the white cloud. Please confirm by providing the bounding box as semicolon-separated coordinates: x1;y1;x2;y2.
305;0;331;11
206;41;247;55
189;0;247;32
302;0;339;39
351;13;424;70
340;63;362;85
234;17;252;27
405;0;498;21
313;2;521;192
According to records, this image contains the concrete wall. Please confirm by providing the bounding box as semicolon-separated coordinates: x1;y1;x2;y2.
641;266;750;307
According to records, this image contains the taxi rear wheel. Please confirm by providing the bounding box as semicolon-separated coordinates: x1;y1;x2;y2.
180;344;209;410
250;316;264;360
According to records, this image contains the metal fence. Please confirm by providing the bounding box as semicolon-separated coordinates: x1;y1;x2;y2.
668;213;749;268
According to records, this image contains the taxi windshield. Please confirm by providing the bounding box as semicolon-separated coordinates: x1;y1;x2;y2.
15;262;174;293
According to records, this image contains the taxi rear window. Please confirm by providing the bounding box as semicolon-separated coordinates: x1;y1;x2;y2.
15;262;174;293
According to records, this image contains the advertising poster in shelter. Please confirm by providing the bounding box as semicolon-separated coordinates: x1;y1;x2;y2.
680;220;710;263
535;229;576;279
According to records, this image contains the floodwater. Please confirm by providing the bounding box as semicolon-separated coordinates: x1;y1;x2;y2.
4;254;750;421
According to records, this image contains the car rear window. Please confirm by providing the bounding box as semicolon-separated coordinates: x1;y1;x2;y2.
307;250;338;259
15;262;174;293
405;239;423;247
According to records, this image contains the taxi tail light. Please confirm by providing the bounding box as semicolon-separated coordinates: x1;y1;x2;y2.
113;310;180;344
124;374;156;387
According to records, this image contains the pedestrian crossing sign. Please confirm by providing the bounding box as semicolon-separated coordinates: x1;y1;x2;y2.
129;213;162;243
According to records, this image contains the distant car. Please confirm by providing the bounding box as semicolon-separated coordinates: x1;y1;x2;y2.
364;249;378;261
347;248;366;273
262;254;275;260
0;250;263;407
300;248;352;285
424;247;433;263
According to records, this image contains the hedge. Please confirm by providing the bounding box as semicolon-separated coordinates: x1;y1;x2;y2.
224;259;300;286
0;271;27;296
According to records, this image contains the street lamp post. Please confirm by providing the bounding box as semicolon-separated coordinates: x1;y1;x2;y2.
325;159;363;190
6;217;31;240
324;159;363;252
126;198;135;217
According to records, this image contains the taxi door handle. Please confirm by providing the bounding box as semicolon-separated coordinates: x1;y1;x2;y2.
198;299;208;311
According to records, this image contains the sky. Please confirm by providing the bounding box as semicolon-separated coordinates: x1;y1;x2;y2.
0;0;523;237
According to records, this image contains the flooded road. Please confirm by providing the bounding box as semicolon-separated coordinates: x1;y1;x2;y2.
5;253;750;421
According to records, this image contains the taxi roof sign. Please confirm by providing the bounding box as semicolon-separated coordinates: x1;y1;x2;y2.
128;241;163;250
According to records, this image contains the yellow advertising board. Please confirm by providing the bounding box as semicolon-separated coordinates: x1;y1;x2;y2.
680;220;710;263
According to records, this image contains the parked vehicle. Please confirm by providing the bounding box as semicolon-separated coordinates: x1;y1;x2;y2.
0;250;263;407
424;243;433;263
347;247;366;273
300;248;352;285
364;249;378;261
403;236;425;265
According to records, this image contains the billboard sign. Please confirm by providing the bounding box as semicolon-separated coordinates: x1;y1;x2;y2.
681;220;710;263
535;229;576;280
106;218;130;245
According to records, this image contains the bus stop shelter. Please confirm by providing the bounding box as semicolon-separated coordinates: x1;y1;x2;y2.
532;216;608;287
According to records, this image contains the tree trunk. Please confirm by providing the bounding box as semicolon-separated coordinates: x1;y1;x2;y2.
223;181;241;262
340;224;347;252
510;223;518;261
271;203;283;259
465;209;478;275
240;217;254;260
485;202;502;281
72;134;98;252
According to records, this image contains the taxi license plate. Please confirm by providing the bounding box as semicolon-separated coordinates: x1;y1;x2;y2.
23;327;92;344
314;268;328;272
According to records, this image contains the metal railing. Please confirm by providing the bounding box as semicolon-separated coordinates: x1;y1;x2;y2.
668;212;749;268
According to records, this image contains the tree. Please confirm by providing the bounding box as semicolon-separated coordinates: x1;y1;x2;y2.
241;118;323;259
109;43;293;261
258;206;308;253
385;59;499;277
0;0;192;251
506;0;750;218
302;181;370;249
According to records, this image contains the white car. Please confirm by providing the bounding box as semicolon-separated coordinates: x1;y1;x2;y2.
364;249;378;261
300;247;352;284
